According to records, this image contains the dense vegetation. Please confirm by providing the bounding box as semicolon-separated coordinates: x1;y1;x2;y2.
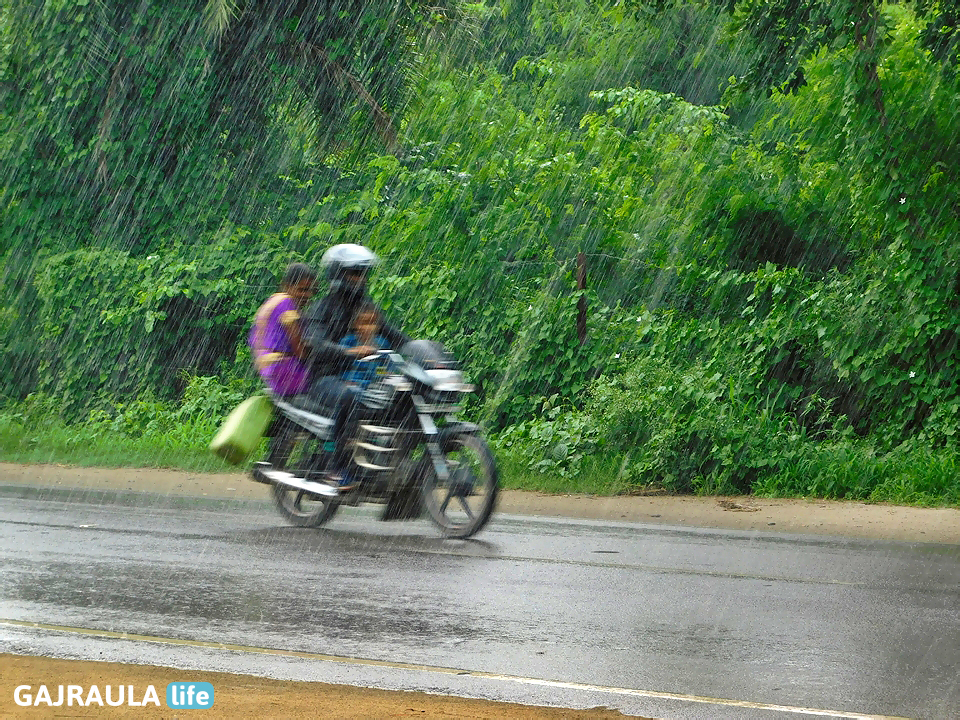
3;0;960;503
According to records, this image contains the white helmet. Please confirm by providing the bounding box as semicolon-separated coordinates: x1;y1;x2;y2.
320;243;379;280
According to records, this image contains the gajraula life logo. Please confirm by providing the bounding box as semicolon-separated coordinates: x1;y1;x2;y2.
13;682;215;709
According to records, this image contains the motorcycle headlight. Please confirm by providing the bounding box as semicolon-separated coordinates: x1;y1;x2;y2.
423;369;472;403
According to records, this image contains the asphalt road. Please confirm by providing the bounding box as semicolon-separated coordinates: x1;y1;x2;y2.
1;495;958;719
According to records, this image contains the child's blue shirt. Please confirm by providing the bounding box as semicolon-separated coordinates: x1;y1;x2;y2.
339;334;390;389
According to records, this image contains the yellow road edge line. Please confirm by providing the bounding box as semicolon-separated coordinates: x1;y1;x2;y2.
0;618;911;720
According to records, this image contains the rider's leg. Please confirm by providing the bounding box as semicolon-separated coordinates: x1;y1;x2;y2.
334;386;364;472
307;376;359;487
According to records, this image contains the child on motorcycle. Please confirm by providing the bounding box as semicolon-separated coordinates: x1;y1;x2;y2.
340;302;390;391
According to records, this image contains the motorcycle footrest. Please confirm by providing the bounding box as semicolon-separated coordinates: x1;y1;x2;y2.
251;462;273;484
353;458;395;471
251;462;339;498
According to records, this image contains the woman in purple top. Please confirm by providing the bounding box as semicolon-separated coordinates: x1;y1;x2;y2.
249;263;317;396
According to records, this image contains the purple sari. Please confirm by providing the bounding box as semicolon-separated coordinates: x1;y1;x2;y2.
248;293;309;396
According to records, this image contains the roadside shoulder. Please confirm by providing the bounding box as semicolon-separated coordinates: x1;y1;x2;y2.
1;462;957;545
499;490;960;545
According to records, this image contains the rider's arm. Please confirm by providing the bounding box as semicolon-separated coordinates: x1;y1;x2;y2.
379;317;411;350
278;308;309;362
302;298;356;370
309;333;353;366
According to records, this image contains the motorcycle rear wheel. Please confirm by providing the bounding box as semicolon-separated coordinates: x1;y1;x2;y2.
267;431;340;528
421;432;498;539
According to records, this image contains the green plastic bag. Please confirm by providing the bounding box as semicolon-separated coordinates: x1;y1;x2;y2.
209;394;274;465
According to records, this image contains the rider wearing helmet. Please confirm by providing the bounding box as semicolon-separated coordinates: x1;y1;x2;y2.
300;244;409;487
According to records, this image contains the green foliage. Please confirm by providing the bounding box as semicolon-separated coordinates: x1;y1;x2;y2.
24;235;279;416
0;0;458;407
0;0;454;322
576;329;821;494
469;0;754;114
0;375;250;471
917;0;960;67
4;0;960;506
493;396;601;477
754;438;960;506
493;245;960;499
737;8;960;447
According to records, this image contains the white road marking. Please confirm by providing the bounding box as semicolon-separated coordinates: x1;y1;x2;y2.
0;618;911;719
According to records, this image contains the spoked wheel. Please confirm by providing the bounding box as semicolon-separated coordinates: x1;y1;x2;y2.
267;430;340;528
421;432;498;539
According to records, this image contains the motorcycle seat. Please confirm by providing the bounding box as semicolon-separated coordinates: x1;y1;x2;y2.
288;393;315;412
287;393;335;416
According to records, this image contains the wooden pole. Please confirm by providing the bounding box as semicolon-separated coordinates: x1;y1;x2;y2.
576;252;587;346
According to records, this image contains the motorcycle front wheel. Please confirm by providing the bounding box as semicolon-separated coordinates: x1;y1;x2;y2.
421;432;499;539
267;430;340;528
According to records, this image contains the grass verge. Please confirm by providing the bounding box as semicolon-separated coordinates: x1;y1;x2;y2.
0;414;240;474
3;411;960;507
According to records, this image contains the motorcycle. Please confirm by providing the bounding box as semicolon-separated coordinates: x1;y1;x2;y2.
250;340;499;539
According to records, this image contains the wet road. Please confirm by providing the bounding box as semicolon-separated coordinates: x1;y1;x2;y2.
1;496;958;719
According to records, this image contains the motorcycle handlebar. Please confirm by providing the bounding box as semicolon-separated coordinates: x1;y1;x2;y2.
357;349;395;363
